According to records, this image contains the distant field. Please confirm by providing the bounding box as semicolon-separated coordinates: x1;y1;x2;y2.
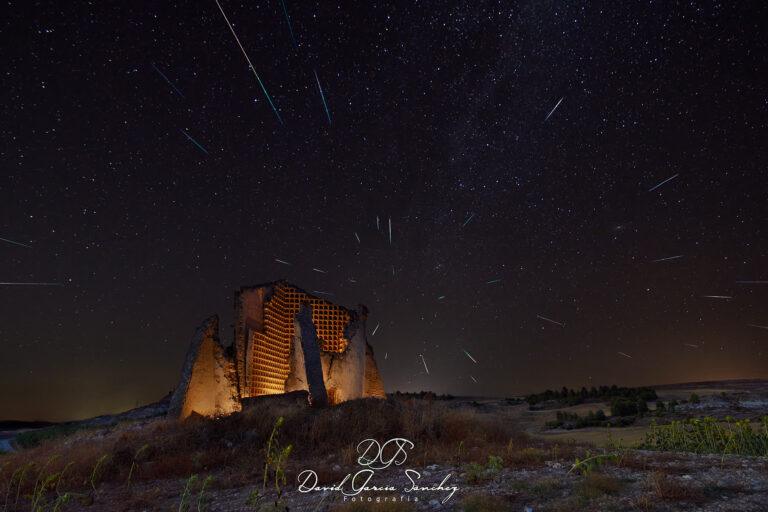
484;382;768;448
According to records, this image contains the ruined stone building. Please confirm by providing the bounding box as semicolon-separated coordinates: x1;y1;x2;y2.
168;281;385;420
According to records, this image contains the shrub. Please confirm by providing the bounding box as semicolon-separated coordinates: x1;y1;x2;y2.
610;398;638;417
546;410;609;430
577;472;623;498
463;456;504;484
14;424;82;449
530;476;564;499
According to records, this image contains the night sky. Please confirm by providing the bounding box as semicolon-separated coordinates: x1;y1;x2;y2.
1;1;766;422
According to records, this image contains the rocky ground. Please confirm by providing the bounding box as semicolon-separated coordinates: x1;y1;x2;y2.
89;450;768;511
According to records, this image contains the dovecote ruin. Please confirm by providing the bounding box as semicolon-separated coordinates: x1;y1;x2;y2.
168;281;385;420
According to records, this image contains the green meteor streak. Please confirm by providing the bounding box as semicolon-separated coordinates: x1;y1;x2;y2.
313;68;332;125
213;0;284;125
179;129;209;155
0;237;31;248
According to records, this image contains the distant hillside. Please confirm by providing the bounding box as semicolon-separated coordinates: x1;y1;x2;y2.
651;379;768;390
0;420;56;430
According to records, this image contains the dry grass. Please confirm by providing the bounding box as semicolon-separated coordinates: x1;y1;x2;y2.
530;475;565;499
649;470;705;503
506;446;549;466
577;471;624;499
0;397;536;499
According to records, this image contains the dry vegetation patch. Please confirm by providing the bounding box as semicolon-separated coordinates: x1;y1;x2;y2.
0;397;534;509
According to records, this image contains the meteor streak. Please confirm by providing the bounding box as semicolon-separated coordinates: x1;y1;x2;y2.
650;255;684;263
648;173;679;192
280;0;299;53
462;213;474;228
544;96;564;121
702;295;732;299
151;62;185;98
179;129;209;155
617;351;633;359
420;354;429;375
486;279;501;285
470;376;477;383
354;232;360;243
312;268;327;274
274;258;292;266
537;315;565;327
747;324;768;330
371;323;380;336
437;295;445;300
388;217;392;245
313;69;332;125
462;348;477;364
212;0;284;125
0;237;31;248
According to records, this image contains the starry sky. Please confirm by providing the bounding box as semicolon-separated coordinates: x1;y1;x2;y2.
1;1;766;422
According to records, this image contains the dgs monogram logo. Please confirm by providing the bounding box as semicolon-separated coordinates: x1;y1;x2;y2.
356;438;415;470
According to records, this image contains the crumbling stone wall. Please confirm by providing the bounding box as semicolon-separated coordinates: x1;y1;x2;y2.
234;285;274;398
320;306;367;403
168;315;240;419
364;344;386;398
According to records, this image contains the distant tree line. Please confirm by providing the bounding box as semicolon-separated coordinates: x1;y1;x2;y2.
387;391;455;400
526;385;658;408
546;409;608;429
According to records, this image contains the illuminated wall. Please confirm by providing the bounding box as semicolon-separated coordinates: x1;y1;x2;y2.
248;282;351;396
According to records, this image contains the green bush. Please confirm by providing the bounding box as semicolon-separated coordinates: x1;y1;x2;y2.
15;424;82;449
463;456;504;484
546;410;608;430
610;398;638;417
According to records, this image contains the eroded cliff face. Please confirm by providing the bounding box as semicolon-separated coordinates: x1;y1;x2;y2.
169;281;384;420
